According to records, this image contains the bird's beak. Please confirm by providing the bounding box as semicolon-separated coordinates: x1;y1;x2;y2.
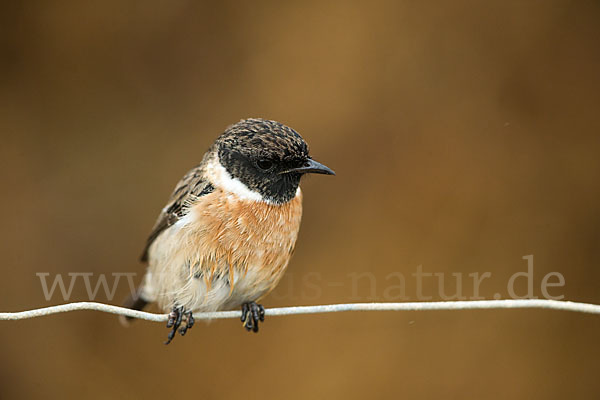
289;158;335;175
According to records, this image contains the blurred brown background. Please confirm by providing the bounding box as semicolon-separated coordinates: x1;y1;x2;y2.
1;1;599;399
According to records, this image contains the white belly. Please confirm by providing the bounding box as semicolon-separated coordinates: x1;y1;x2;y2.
140;188;303;312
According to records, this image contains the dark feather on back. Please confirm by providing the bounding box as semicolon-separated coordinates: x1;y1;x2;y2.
140;165;214;262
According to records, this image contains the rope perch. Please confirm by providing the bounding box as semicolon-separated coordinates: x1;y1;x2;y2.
1;299;599;322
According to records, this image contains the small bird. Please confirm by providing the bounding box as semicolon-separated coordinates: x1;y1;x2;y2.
122;118;334;344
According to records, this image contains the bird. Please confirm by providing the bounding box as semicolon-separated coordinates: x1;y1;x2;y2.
122;118;335;344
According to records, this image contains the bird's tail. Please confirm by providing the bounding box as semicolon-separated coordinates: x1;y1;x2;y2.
119;287;149;327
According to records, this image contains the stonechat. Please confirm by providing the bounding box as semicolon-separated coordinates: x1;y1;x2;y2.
122;118;335;344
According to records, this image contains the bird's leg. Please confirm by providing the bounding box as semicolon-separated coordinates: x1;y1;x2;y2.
178;310;195;336
165;306;184;345
241;302;265;333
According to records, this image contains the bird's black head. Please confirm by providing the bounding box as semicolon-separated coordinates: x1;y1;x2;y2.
215;118;334;204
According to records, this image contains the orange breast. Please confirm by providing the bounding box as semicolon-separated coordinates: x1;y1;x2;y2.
186;188;303;299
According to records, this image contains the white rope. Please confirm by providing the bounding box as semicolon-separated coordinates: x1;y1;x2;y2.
1;299;599;322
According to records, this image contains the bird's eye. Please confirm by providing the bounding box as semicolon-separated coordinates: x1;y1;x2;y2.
256;159;273;171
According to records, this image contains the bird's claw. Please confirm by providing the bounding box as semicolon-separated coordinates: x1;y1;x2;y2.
165;307;194;344
241;302;265;333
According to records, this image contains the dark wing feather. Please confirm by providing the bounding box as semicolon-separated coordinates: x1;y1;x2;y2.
140;165;214;262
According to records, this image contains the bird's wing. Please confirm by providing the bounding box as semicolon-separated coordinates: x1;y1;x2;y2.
140;165;214;262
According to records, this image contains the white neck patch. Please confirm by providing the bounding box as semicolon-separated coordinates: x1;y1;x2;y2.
205;157;267;203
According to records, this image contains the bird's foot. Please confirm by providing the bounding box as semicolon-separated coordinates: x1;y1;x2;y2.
165;307;194;345
241;302;265;333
